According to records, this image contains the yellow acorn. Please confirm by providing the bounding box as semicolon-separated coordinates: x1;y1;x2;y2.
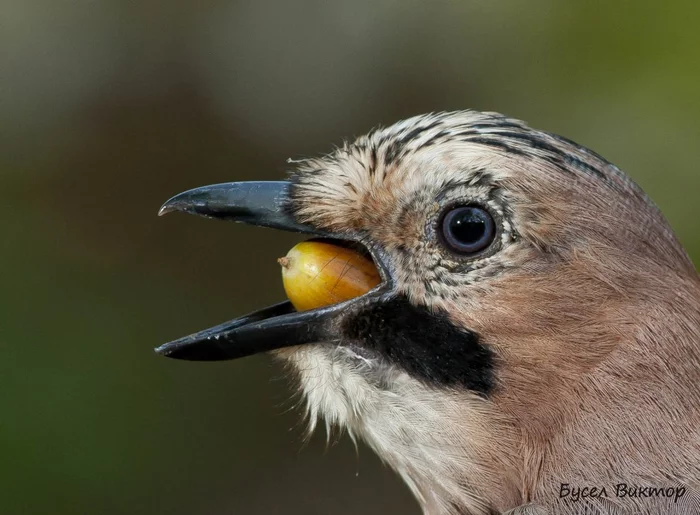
279;240;381;312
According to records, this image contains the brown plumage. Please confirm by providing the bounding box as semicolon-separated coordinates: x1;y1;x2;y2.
159;110;700;514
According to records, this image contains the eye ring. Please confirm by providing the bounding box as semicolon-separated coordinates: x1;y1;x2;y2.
439;205;497;255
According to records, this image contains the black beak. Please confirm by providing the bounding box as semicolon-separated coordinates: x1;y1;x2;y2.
158;181;330;235
156;181;391;361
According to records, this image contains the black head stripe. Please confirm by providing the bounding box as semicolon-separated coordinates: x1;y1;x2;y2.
341;295;494;396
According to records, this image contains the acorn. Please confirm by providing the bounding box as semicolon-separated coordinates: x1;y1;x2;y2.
279;240;381;312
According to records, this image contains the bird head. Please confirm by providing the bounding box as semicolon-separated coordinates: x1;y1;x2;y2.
157;111;700;514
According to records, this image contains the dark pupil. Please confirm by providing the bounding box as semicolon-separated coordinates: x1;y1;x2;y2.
450;210;486;244
442;206;495;254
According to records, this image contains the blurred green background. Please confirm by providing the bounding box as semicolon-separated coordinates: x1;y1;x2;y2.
1;1;698;514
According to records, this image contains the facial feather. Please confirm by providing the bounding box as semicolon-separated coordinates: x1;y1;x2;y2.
277;110;700;514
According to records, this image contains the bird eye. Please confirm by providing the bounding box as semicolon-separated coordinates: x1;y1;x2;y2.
440;206;496;255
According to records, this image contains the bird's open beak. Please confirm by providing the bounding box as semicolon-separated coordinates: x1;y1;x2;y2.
155;181;392;361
